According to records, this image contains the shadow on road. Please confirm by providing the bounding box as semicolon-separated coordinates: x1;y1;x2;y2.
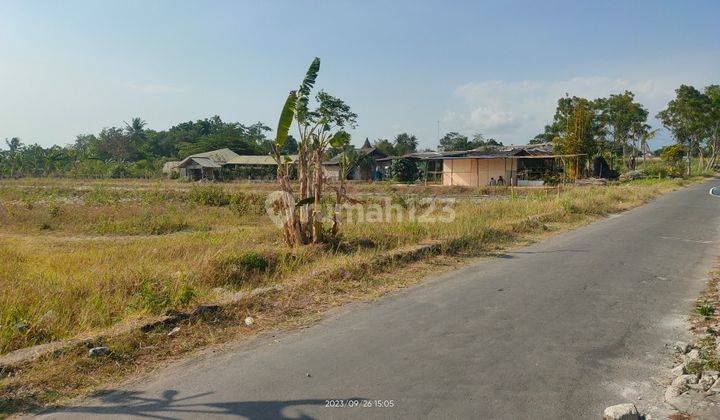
46;389;365;419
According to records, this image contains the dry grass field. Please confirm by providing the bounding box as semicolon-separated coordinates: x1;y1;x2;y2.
0;177;698;356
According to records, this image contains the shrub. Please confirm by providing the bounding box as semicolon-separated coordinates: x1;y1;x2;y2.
641;161;667;178
389;158;418;182
229;192;265;215
187;185;230;206
238;251;269;272
660;144;687;177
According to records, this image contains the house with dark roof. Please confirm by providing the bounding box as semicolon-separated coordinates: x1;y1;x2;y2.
376;151;445;182
432;143;582;187
165;148;298;180
322;138;387;181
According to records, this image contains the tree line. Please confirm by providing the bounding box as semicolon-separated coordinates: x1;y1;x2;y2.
2;83;717;179
531;85;720;176
0;116;298;178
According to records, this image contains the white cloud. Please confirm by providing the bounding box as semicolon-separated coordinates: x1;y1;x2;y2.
449;76;675;144
468;107;514;129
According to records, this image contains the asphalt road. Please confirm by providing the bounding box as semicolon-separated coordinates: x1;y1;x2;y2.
42;181;720;419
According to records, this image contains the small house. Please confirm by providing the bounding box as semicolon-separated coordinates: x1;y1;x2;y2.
434;143;580;187
172;148;298;181
176;156;223;181
323;139;387;181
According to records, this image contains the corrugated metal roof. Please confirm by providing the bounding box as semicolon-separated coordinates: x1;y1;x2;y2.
226;155;298;165
377;151;443;162
177;156;222;168
188;148;241;163
181;148;298;166
428;143;557;160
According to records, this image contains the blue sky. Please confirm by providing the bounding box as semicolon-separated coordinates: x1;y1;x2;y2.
1;0;718;150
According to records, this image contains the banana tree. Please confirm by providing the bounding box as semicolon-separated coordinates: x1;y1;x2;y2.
271;57;357;245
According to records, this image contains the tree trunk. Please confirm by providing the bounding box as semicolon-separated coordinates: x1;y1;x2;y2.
311;148;324;243
706;134;719;171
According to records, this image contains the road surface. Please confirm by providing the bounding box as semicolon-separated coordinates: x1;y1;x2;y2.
43;181;720;419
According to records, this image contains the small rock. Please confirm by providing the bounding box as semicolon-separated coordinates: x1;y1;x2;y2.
685;349;701;363
666;375;698;400
707;377;720;394
167;327;181;337
677;374;700;385
671;364;685;376
12;322;29;333
702;370;719;380
603;402;641;420
306;372;311;377
667;390;707;413
666;383;686;401
674;341;691;354
244;317;254;326
88;346;110;358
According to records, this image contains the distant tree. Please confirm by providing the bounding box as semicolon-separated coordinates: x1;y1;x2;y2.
176;120;271;157
656;85;709;175
393;133;418;155
596;91;648;170
553;100;592;178
438;132;471;151
530;128;556;144
469;133;503;148
4;137;23;177
534;95;607;174
98;127;135;162
281;135;299;154
373;138;395;156
125;117;150;157
703;85;720;170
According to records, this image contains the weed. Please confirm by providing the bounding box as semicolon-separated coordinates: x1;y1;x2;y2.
696;302;714;317
174;281;196;306
128;279;172;315
684;361;703;375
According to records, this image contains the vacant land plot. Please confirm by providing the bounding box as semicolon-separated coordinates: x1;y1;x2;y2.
0;177;697;355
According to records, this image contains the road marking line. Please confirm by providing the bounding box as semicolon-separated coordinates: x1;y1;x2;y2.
659;236;714;244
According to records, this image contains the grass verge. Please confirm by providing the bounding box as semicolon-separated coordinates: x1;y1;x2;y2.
0;176;711;416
